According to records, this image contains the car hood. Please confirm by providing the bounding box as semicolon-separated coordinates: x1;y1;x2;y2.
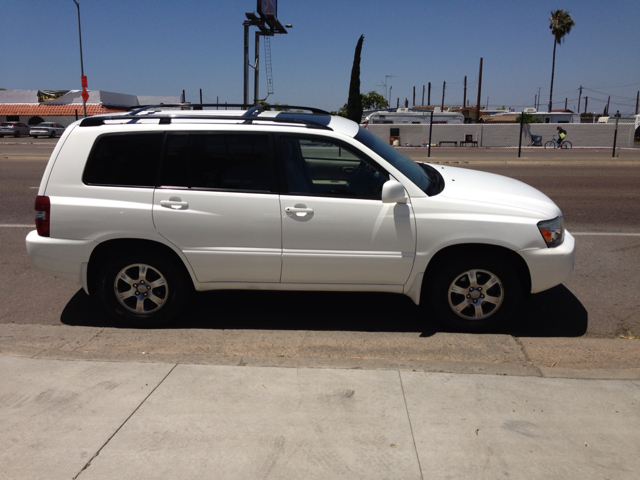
435;165;561;218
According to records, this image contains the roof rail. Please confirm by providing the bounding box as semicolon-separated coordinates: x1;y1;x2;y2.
79;113;333;130
127;103;331;116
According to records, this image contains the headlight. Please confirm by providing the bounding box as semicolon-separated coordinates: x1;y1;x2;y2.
537;216;564;248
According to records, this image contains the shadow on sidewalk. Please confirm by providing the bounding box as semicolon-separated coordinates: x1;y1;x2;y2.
60;284;587;337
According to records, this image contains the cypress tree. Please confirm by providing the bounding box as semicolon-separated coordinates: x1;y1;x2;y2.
346;35;364;124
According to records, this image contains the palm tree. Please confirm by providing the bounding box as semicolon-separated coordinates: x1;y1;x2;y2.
547;9;575;112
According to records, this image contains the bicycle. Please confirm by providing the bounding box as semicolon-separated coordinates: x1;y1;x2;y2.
544;137;572;149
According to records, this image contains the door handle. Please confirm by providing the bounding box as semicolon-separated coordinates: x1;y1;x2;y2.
285;206;314;217
160;197;189;210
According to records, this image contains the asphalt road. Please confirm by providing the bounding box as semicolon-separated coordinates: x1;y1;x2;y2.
1;142;639;352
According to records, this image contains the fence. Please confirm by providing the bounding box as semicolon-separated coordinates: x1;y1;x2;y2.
367;123;637;150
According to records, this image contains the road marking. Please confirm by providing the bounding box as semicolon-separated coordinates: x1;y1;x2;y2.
572;232;640;236
1;224;639;237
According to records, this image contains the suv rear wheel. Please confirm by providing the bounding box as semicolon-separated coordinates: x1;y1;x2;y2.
99;251;191;327
424;253;522;332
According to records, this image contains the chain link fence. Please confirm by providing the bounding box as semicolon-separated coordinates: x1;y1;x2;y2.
367;123;638;150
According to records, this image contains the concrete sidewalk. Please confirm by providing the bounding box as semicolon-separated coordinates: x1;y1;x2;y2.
2;355;639;479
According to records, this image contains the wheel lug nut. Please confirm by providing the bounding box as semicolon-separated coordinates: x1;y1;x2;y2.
481;295;485;298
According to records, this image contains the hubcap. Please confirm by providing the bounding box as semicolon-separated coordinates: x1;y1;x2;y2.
113;263;168;315
447;269;504;321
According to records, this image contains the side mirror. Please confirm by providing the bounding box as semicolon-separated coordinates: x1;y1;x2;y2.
381;179;407;204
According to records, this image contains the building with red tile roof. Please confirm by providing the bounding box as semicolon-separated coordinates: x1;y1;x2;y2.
0;89;180;126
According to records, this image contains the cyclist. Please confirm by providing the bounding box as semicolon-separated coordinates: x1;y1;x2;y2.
557;126;567;146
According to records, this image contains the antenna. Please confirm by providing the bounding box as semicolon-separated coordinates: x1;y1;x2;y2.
375;75;396;106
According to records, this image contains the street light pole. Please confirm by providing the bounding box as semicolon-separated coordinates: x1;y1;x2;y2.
72;0;87;117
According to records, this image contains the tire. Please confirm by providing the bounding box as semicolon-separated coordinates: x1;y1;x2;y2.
561;141;572;149
544;140;555;149
49;131;56;138
98;250;192;327
14;131;20;138
423;253;523;332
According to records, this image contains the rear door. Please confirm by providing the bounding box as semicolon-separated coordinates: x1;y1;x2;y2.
153;132;282;283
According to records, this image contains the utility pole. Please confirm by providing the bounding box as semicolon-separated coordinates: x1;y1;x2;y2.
463;76;467;110
72;0;87;117
636;91;639;115
422;85;425;106
413;86;415;107
389;86;393;107
565;98;567;110
535;94;537;110
537;87;541;110
584;96;588;113
428;82;431;106
606;96;611;115
441;81;446;110
475;57;483;122
578;85;582;113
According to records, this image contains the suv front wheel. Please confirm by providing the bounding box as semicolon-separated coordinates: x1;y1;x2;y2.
424;253;522;332
99;251;191;327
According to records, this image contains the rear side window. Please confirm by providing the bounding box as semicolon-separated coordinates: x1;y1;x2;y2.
161;133;273;192
83;133;163;187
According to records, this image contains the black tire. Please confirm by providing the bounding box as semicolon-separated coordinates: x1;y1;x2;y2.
98;250;192;327
49;131;56;138
14;131;20;138
423;253;523;332
561;141;572;149
544;140;555;149
32;135;38;139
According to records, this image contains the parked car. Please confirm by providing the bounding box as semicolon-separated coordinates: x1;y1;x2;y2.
25;105;575;331
0;122;30;137
30;122;66;138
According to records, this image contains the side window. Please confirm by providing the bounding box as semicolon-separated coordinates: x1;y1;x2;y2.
83;133;163;187
280;136;387;199
161;133;272;192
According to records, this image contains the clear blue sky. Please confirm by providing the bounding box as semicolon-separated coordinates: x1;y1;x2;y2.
2;0;639;115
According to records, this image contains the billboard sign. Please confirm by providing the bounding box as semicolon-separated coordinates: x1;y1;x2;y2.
257;0;277;18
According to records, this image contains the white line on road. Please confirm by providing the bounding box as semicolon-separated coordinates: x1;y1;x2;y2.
572;232;640;236
1;225;639;236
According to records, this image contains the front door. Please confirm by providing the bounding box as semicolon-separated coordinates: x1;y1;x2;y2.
278;135;416;285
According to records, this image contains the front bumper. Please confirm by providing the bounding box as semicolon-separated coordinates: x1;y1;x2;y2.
519;231;576;294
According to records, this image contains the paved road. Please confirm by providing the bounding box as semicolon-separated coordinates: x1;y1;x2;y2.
1;145;639;371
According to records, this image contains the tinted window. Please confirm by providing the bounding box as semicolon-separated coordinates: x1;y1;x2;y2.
83;133;163;187
280;135;387;199
355;127;433;194
161;133;272;192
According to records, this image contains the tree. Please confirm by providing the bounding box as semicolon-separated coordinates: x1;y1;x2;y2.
346;35;364;123
548;9;575;112
515;113;544;123
361;91;388;110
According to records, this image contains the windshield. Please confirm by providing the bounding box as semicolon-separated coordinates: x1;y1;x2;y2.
355;126;432;194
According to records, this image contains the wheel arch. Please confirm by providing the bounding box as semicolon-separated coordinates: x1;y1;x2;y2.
86;238;194;295
422;243;532;299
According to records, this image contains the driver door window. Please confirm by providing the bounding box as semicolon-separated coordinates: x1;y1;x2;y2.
280;136;387;199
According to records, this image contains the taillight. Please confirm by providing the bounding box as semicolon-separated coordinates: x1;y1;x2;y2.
35;195;50;237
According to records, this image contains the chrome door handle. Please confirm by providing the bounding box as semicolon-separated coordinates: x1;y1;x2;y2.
160;197;189;210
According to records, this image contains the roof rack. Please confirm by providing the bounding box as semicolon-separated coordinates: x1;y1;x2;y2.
127;103;330;116
80;104;334;130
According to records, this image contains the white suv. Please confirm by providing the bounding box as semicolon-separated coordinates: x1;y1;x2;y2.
26;105;575;331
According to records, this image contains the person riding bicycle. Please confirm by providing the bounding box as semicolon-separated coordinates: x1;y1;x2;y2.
557;126;567;146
